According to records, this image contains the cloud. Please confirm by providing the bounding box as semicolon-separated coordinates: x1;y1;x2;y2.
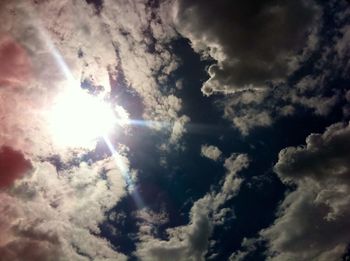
135;154;249;261
135;194;213;261
260;121;350;260
0;0;132;248
0;0;189;157
0;156;128;261
229;238;258;261
231;110;272;136
173;0;320;95
0;0;199;260
0;0;105;155
0;146;32;189
200;145;222;161
101;0;189;143
136;208;169;227
171;0;321;134
172;0;350;135
0;2;55;155
170;115;191;144
0;35;32;88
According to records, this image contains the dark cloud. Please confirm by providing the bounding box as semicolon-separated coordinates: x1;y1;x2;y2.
0;146;32;189
174;0;319;95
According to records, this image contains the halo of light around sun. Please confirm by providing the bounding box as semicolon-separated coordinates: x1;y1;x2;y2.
47;87;118;148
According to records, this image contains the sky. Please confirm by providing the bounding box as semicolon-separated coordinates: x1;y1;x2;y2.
0;0;350;260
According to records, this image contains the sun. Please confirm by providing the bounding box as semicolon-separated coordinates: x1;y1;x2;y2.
47;87;117;148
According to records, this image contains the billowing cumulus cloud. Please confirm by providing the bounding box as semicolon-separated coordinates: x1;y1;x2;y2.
0;156;128;261
174;0;320;95
200;144;222;161
172;0;350;135
135;154;249;261
260;121;350;260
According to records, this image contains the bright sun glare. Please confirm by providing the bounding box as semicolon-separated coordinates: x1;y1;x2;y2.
47;88;117;148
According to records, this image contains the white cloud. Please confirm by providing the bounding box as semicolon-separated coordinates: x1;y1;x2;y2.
260;121;350;260
0;0;117;156
136;208;169;227
135;154;249;261
170;115;191;144
100;0;189;143
0;0;189;159
229;238;258;261
0;1;192;260
200;145;222;161
0;156;128;261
